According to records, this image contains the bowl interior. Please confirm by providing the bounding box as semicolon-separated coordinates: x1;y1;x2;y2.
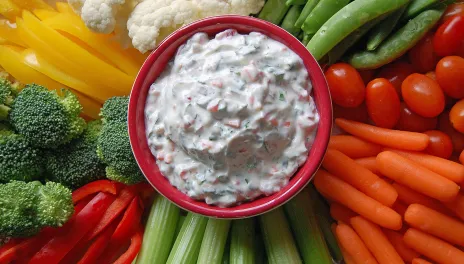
129;15;332;218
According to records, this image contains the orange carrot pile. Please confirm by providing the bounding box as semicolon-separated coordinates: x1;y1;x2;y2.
328;135;383;158
355;157;380;174
335;222;378;264
384;229;419;262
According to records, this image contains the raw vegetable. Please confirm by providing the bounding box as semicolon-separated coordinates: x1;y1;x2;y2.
286;0;307;6
175;215;186;238
366;78;401;128
328;135;382;159
306;0;409;61
197;218;231;264
366;6;407;51
397;102;438;132
401;73;445;118
433;15;464;57
113;228;143;264
294;0;320;29
260;207;302;264
376;61;414;96
0;181;74;238
403;0;440;20
0;78;16;120
281;5;303;36
445;193;464;221
230;218;255;264
325;63;365;108
301;0;349;36
412;258;433;264
424;130;453;159
71;179;118;203
354;157;379;174
330;203;357;223
392;183;454;215
284;188;332;264
384;229;420;262
408;32;439;73
436;56;464;99
347;9;443;69
258;0;290;24
331;224;356;264
334;222;377;264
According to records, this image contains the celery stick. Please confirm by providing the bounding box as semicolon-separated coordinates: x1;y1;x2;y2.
174;214;186;238
284;188;332;264
166;213;208;264
197;218;231;264
260;207;302;264
230;218;255;264
136;196;180;264
222;236;231;264
254;222;267;264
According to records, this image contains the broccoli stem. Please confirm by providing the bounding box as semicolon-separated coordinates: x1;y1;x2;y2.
0;105;10;120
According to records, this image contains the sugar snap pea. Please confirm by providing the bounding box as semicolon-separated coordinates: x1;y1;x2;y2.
366;5;408;51
306;0;410;61
402;0;439;20
301;0;350;35
281;5;304;36
258;0;290;25
294;0;320;29
286;0;308;6
347;8;444;70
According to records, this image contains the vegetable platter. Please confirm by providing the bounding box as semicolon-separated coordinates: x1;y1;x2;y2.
1;0;464;264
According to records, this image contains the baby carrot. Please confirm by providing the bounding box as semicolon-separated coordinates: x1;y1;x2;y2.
335;118;429;151
392;202;408;217
412;258;432;264
445;193;464;221
384;229;420;262
376;151;460;202
355;157;380;175
405;204;464;247
389;149;464;183
330;203;357;224
392;183;454;216
404;228;464;264
335;222;378;264
314;170;402;230
331;224;356;264
323;149;398;206
351;216;404;264
328;135;383;158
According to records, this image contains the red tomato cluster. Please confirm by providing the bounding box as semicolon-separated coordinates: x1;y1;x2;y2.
326;12;464;160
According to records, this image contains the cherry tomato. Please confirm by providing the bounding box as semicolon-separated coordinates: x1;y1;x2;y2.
460;149;464;164
441;3;464;24
424;130;454;159
358;69;376;85
376;60;414;98
401;73;445;118
408;32;440;73
436;56;464;99
425;71;436;80
325;63;365;108
450;99;464;133
365;78;400;128
396;102;438;132
333;103;369;123
438;110;464;153
433;15;464;57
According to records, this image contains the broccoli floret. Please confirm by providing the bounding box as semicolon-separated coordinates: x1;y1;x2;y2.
9;84;86;148
0;181;74;238
0;128;44;183
97;96;144;185
0;78;17;121
46;120;106;189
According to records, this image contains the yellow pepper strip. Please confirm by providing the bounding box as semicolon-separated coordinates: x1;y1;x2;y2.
0;19;26;47
0;37;7;44
22;11;134;94
43;13;141;76
0;0;21;21
33;9;59;20
125;47;149;66
73;93;101;120
56;2;78;15
14;0;54;11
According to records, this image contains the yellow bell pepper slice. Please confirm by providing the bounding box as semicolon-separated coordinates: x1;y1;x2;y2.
33;9;59;20
56;2;78;16
0;37;7;44
43;13;140;76
0;0;21;21
21;10;133;94
14;0;54;11
0;19;26;47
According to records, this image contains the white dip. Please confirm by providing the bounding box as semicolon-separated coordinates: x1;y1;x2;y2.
145;29;319;207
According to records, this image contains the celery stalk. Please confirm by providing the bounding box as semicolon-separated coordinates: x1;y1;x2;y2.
222;236;231;264
166;213;208;264
260;207;302;264
284;188;332;264
197;218;231;264
254;224;267;264
230;218;255;264
136;196;180;264
174;214;186;238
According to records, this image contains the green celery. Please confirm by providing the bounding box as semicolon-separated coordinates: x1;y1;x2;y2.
222;236;231;264
230;218;255;264
174;214;186;238
197;218;231;264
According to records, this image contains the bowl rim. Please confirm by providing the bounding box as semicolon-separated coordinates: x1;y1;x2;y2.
128;15;332;218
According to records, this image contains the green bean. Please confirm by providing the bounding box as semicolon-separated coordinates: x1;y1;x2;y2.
286;0;308;6
281;5;304;36
294;0;320;29
258;0;290;25
306;0;410;61
367;5;408;51
402;0;439;19
347;8;444;70
301;0;350;35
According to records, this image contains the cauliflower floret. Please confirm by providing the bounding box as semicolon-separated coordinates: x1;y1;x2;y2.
192;0;264;17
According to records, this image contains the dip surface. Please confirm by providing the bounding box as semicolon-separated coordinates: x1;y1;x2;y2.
145;29;319;207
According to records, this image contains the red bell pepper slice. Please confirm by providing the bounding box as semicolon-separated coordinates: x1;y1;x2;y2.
29;192;115;264
72;180;118;204
113;227;143;264
87;187;136;240
112;197;143;243
77;220;119;264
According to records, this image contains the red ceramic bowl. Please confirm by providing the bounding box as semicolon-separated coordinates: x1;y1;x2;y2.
128;15;332;218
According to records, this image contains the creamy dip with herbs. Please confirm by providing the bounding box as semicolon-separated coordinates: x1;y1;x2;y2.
145;29;319;207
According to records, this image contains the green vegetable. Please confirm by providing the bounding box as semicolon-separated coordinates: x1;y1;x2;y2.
301;0;350;35
258;0;290;24
403;0;439;19
97;96;144;185
286;0;307;6
306;0;410;61
175;214;186;238
260;207;302;264
302;33;313;45
284;188;332;264
0;180;74;238
197;218;231;264
230;218;255;264
136;196;180;264
166;213;208;264
367;5;408;51
281;5;304;36
9;84;85;148
45;120;106;189
0;128;44;183
347;8;444;69
0;78;17;121
295;0;320;29
254;224;267;264
222;236;231;264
